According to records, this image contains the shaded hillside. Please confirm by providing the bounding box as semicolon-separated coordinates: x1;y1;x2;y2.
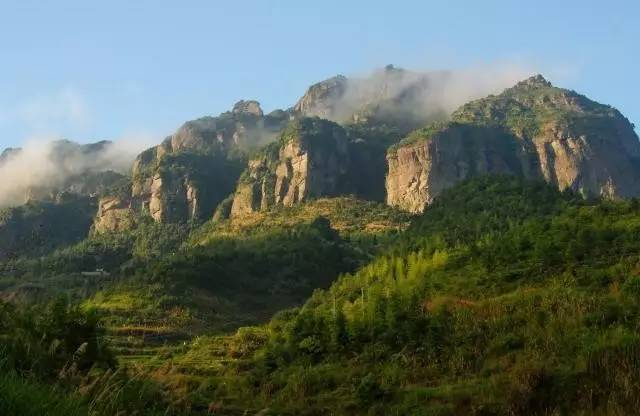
0;195;96;261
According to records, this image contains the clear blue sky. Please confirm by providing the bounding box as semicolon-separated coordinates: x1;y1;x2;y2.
0;0;638;149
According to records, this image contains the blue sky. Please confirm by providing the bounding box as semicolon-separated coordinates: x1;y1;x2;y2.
0;0;638;149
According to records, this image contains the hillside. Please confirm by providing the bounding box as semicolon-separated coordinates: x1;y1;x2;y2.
2;69;640;415
0;195;96;261
167;177;640;414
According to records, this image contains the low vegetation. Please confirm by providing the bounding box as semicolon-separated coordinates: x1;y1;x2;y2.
4;177;640;414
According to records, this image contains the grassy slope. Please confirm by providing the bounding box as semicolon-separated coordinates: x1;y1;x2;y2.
78;198;409;364
0;373;87;416
158;177;640;415
191;197;410;243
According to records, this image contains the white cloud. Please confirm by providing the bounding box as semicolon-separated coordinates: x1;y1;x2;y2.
0;132;156;208
300;63;537;124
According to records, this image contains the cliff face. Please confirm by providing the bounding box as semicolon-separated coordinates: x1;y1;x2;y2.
101;101;289;230
93;196;136;234
230;118;351;217
387;75;640;213
386;124;533;212
293;75;349;120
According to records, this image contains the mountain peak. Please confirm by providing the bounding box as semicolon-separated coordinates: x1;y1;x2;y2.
383;64;403;73
514;74;553;89
232;100;263;117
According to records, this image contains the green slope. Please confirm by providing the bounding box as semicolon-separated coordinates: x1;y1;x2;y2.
169;176;640;415
0;196;97;261
6;177;640;415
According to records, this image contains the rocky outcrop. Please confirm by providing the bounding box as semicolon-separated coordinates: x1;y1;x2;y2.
125;101;289;224
292;65;461;130
233;100;264;117
386;124;532;212
387;75;640;213
530;123;640;199
230;118;351;217
93;196;135;234
0;148;20;164
293;75;349;120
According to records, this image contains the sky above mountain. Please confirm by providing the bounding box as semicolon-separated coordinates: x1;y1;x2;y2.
0;0;637;150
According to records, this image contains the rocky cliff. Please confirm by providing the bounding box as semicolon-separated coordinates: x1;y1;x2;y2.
386;75;640;212
93;196;136;234
229;117;352;217
94;101;290;230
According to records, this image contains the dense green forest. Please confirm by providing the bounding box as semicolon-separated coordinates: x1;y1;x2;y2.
3;177;640;414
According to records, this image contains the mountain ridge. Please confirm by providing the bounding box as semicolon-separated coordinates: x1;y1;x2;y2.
386;74;640;212
4;68;640;415
3;70;640;249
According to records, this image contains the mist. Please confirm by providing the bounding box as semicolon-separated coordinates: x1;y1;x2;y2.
298;64;534;125
0;136;153;209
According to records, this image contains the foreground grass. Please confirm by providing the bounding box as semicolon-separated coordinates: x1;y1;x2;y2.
0;372;87;416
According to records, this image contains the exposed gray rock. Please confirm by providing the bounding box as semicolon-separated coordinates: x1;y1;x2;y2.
230;118;351;217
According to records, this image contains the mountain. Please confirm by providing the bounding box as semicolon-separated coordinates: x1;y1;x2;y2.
386;75;640;212
93;100;290;231
0;140;132;258
3;69;640;415
4;71;640;258
229;117;353;217
5;71;640;259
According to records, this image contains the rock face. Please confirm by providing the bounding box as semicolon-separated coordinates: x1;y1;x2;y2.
130;153;242;224
293;75;349;120
0;148;20;164
387;75;640;213
292;65;461;130
132;168;208;223
386;124;531;212
230;118;351;217
93;196;135;234
98;101;290;230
